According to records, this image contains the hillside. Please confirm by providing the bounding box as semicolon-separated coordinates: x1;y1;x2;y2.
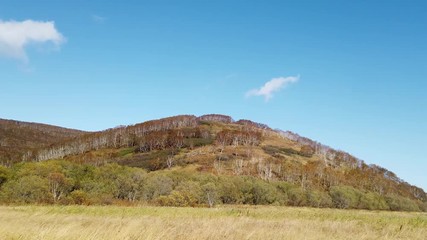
0;119;86;164
0;114;425;211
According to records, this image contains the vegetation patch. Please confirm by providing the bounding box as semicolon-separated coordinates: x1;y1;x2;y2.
0;205;426;240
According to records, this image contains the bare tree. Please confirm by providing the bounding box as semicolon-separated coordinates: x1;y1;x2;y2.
48;172;67;203
257;161;273;182
213;160;223;174
166;155;175;169
233;159;244;175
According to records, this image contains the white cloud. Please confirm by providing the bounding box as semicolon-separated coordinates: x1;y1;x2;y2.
246;75;299;101
92;15;106;23
0;19;65;62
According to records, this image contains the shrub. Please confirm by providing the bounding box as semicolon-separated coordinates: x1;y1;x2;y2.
218;178;245;204
143;174;173;201
70;190;89;205
358;192;388;210
0;175;49;203
417;201;427;212
157;191;187;206
306;190;333;208
287;187;307;206
273;182;291;205
250;180;278;205
0;165;10;188
202;183;218;207
330;186;361;209
385;195;420;212
173;181;202;206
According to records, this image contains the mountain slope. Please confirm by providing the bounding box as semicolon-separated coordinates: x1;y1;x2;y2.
0;114;425;209
0;118;87;164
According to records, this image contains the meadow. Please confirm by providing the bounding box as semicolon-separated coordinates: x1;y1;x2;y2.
0;205;426;240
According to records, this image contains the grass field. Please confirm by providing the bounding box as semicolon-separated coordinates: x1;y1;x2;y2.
0;205;426;240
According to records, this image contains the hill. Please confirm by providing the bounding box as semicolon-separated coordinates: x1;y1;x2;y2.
0;118;86;165
0;114;425;211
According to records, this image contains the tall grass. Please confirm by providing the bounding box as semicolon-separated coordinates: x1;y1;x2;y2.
0;205;426;239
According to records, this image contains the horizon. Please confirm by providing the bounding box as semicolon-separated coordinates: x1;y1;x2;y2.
1;0;426;191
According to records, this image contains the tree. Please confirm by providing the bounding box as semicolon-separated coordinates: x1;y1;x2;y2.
116;168;146;202
48;172;70;203
143;174;173;201
233;159;244;175
330;186;361;209
166;155;175;169
0;165;10;188
1;175;49;203
202;183;218;207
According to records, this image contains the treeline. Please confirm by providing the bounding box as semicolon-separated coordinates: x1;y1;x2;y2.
0;160;425;211
275;131;427;202
31;115;198;161
263;159;427;202
278;130;363;169
24;114;269;162
0;118;85;165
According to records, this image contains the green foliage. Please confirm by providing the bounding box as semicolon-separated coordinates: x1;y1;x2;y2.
117;147;136;157
358;192;388;210
143;174;174;201
417;201;427;212
184;138;213;148
287;187;308;206
120;150;171;170
385;194;420;212
0;165;11;188
201;182;218;207
306;190;333;208
157;181;202;207
0;159;423;212
250;180;279;205
262;145;306;157
218;177;246;204
2;116;426;209
70;190;89;205
1;175;49;203
330;186;361;209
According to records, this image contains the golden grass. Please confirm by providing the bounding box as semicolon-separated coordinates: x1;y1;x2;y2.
0;205;426;240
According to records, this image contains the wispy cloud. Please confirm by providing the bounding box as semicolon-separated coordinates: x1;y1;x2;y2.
0;19;65;62
246;75;299;101
92;15;106;24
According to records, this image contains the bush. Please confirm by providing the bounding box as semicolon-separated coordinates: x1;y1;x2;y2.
330;186;361;209
218;178;245;204
385;195;420;212
0;175;49;203
358;192;388;210
417;201;427;212
306;190;333;208
250;180;279;205
70;190;89;205
0;165;10;188
173;181;202;206
157;191;187;207
287;187;307;206
273;182;291;205
143;174;173;200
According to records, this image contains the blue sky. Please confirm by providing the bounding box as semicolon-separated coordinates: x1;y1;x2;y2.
0;0;426;190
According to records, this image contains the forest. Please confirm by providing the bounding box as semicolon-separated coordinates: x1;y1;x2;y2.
0;160;425;211
0;114;426;211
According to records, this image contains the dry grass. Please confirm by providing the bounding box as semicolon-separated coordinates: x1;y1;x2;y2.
0;205;426;240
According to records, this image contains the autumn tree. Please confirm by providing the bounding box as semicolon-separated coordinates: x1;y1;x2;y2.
48;172;70;203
